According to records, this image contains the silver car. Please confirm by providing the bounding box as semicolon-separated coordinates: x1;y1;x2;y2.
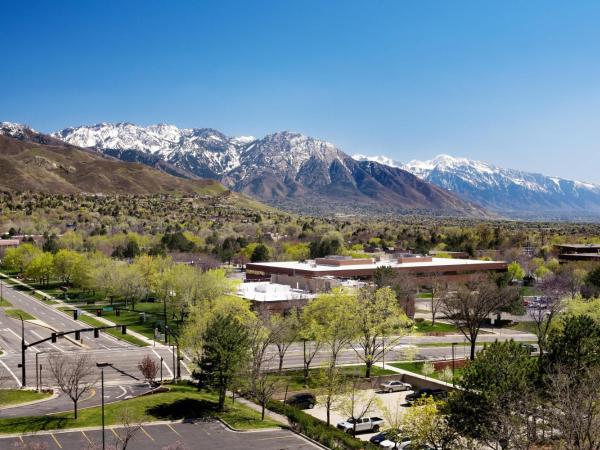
380;380;412;393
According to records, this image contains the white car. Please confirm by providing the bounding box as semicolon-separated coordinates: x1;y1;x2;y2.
380;436;411;449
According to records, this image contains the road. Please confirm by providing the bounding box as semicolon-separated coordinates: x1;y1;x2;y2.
0;420;320;450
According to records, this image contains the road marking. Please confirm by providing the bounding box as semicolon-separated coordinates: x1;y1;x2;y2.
81;431;91;443
50;433;63;448
0;358;21;387
18;436;24;443
116;385;128;399
111;428;120;439
140;427;155;441
81;388;96;402
151;349;173;378
167;424;182;437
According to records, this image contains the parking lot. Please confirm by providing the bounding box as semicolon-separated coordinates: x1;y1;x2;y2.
306;388;412;442
0;420;320;450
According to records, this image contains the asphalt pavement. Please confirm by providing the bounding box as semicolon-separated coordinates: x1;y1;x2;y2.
0;420;320;450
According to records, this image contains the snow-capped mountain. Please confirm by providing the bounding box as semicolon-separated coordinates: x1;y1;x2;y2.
355;153;600;217
50;123;483;216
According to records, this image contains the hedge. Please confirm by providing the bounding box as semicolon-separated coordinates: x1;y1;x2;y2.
267;400;378;450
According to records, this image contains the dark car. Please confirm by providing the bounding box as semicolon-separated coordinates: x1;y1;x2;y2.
284;392;316;409
405;388;448;405
520;343;537;354
369;431;392;445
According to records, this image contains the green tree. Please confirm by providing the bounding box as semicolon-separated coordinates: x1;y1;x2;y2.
25;252;54;286
302;288;357;367
250;244;270;262
350;286;411;378
197;313;250;410
53;249;84;284
507;261;525;281
400;397;459;450
313;364;346;426
448;340;538;450
2;243;42;274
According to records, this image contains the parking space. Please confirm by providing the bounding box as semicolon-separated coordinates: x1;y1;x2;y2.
306;388;412;442
0;420;320;450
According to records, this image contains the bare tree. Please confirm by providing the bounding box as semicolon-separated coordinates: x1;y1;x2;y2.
440;276;513;360
111;408;142;450
533;274;569;355
335;375;381;437
252;370;281;421
48;353;97;419
137;355;159;386
269;310;300;373
547;366;600;450
428;272;449;326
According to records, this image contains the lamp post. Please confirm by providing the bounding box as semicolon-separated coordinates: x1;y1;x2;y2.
451;342;457;387
35;351;48;392
20;315;26;387
96;362;110;450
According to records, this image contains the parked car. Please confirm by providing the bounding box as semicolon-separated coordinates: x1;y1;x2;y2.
405;388;448;405
520;343;537;354
284;392;316;409
380;380;412;393
337;417;384;434
370;431;393;445
380;436;412;449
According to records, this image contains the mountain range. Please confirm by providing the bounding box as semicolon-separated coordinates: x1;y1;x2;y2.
354;154;600;219
50;123;483;216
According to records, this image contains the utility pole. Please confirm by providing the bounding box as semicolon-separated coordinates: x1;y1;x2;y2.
451;342;457;387
20;315;26;387
96;362;110;450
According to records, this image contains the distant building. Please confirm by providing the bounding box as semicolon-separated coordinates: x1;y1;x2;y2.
246;254;508;291
0;239;20;256
238;282;315;314
555;244;600;262
429;250;470;259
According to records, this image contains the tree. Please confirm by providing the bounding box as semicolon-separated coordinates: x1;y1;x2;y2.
3;243;42;274
350;286;411;378
547;366;600;450
24;252;54;286
400;397;459;450
448;340;538;450
269;310;300;373
53;249;84;284
335;375;381;437
532;274;570;355
440;276;513;360
428;272;450;326
48;353;97;418
250;244;270;262
302;288;357;367
138;355;159;386
310;231;345;258
252;370;281;420
197;313;250;411
507;261;525;282
313;364;346;426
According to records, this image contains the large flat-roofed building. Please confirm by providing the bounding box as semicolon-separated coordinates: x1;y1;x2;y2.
555;244;600;262
246;254;507;292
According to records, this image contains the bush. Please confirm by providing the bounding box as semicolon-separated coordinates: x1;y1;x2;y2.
267;400;378;450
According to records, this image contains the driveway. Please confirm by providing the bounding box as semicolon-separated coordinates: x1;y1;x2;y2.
306;387;412;442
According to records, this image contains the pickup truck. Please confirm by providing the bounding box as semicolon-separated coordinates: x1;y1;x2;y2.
337;417;384;434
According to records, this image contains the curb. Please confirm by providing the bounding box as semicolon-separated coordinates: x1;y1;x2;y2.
0;390;58;411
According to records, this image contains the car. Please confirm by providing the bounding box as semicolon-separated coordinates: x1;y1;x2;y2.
370;431;393;445
379;436;411;449
380;380;412;393
520;343;537;354
284;392;316;409
337;417;385;434
405;388;448;405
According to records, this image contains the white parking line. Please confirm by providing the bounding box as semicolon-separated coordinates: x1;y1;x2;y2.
0;358;21;387
116;386;128;399
152;349;173;378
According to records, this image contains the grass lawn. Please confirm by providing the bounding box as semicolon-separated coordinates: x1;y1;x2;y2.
59;307;149;347
3;308;35;321
276;364;396;391
0;389;51;408
391;361;464;382
0;384;280;434
509;321;538;334
416;292;433;299
413;320;459;335
83;301;168;340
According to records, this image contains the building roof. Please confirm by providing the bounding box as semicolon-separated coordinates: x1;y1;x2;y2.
238;282;315;302
247;256;507;277
555;244;600;249
0;239;20;246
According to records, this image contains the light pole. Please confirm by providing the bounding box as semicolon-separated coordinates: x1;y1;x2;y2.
451;342;457;387
96;362;110;450
160;357;163;383
20;315;26;387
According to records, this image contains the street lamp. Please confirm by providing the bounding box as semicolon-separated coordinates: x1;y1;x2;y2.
20;315;25;387
96;362;110;450
451;342;458;387
36;351;48;392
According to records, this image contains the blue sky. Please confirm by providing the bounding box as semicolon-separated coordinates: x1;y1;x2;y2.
2;0;600;182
